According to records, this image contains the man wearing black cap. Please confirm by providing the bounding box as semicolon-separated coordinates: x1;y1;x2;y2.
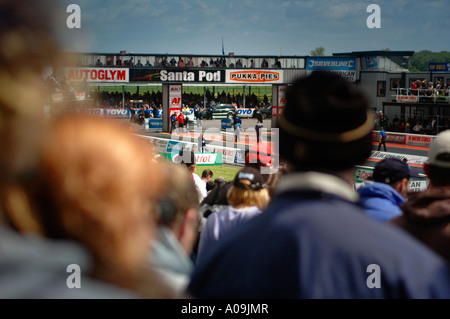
357;158;419;223
187;71;450;299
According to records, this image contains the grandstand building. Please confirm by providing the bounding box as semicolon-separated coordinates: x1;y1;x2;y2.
50;50;450;133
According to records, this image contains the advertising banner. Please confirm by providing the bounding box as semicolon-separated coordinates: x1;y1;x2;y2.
129;68;225;83
368;151;428;166
169;84;182;116
272;85;287;118
65;67;129;83
428;63;450;72
406;134;434;147
236;108;255;118
149;118;163;129
81;108;130;117
354;165;428;192
225;70;284;84
396;95;418;103
306;57;356;81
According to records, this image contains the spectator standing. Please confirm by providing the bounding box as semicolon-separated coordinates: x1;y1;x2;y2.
390;130;450;262
179;149;206;203
378;127;387;151
201;169;214;186
0;0;149;299
255;120;263;143
170;112;177;134
187;71;450;299
234;121;242;143
357;158;419;223
261;58;268;67
177;112;185;133
149;163;200;297
196;167;269;266
178;57;185;68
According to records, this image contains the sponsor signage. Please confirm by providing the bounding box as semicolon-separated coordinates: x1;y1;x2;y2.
130;68;225;83
164;152;223;165
149;118;163;129
221;118;232;130
80;108;130;117
272;85;287;117
428;63;450;72
169;84;182;116
396;95;418;103
65;67;129;83
368;151;428;166
75;92;86;100
385;133;406;144
406;135;434;147
52;93;63;102
236;108;255;118
354;165;428;192
226;70;284;84
306;57;356;81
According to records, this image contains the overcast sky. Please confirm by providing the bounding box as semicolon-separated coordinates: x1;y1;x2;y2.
56;0;449;56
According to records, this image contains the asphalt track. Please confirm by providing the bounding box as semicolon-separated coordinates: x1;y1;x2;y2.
123;118;431;175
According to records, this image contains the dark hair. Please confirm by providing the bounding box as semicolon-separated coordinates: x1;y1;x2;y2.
202;169;213;179
278;71;373;172
427;164;450;187
206;180;216;192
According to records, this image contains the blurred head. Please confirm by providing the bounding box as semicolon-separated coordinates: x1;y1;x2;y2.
425;130;450;187
227;167;270;210
4;114;164;290
154;163;200;254
373;158;419;198
277;71;374;172
0;0;63;191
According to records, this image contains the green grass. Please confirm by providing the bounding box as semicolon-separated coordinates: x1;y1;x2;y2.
196;165;240;182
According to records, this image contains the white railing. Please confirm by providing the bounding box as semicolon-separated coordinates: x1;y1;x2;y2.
393;88;450;103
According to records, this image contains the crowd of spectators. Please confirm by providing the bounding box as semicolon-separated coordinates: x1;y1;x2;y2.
5;1;450;301
408;79;450;101
376;113;450;135
85;55;289;69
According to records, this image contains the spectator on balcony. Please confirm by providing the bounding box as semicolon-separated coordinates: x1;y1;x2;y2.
178;57;185;68
261;58;268;68
235;59;243;68
274;58;281;68
170;57;177;67
413;122;424;134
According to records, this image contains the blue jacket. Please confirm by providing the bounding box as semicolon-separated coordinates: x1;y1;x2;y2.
357;182;405;222
188;173;450;299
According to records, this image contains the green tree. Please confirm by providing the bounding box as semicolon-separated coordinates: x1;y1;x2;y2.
310;47;325;56
409;50;450;71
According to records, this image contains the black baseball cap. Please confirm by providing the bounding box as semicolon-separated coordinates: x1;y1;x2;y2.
233;167;265;190
373;158;419;184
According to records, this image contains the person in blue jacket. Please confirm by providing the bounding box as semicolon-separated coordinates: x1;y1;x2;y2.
187;71;450;299
357;158;419;223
